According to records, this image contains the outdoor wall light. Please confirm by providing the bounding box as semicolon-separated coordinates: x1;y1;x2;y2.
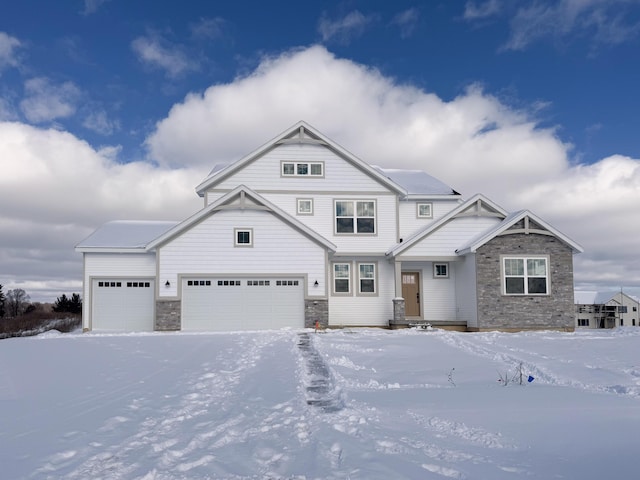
314;280;319;287
165;280;170;287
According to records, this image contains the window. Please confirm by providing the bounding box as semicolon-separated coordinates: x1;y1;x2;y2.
335;200;376;234
633;306;637;312
578;319;590;327
503;257;548;295
333;263;351;294
417;203;433;218
358;263;376;294
282;162;323;177
433;263;449;278
234;228;252;246
187;280;212;286
297;198;313;215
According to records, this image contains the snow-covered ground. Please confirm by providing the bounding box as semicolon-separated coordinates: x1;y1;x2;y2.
1;327;639;479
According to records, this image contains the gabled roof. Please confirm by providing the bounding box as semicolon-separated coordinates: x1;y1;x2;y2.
575;291;640;305
455;209;584;255
386;194;508;257
146;184;337;252
195;121;408;197
75;220;178;252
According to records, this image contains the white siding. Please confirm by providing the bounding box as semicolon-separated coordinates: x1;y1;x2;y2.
82;252;156;330
158;209;327;298
398;199;461;240
454;255;478;327
328;258;394;326
210;143;389;195
401;216;501;257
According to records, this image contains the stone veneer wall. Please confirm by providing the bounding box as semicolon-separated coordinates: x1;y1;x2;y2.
155;300;181;331
305;299;328;328
475;234;575;331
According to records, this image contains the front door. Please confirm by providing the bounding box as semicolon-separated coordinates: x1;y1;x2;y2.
402;272;421;317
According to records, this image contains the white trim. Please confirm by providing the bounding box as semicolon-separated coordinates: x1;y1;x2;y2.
433;262;449;279
332;262;352;296
357;262;378;296
501;255;550;296
297;198;314;215
417;202;433;218
334;199;377;235
234;228;253;247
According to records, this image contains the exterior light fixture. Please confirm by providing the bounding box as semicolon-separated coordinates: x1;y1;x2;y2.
314;280;319;287
165;280;170;287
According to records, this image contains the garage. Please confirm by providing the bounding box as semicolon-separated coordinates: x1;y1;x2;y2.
181;277;304;331
91;279;155;331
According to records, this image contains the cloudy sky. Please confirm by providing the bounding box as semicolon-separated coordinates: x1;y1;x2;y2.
1;0;639;302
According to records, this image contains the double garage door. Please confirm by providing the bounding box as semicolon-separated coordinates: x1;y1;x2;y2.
91;279;155;331
182;277;304;331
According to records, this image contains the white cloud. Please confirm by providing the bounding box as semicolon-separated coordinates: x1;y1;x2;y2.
502;0;640;51
83;110;119;135
131;34;198;78
391;8;420;38
81;0;110;16
318;11;377;43
20;77;81;123
463;0;502;20
190;17;226;39
0;31;22;72
146;45;640;292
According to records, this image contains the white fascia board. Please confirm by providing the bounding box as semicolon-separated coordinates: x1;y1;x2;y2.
74;247;149;254
386;193;507;257
404;194;463;201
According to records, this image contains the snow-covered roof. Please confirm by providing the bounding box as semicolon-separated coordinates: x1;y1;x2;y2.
372;167;459;196
75;220;178;251
574;291;640;305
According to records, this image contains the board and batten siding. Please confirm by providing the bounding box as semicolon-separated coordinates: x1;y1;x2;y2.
82;252;156;331
207;143;392;197
157;209;327;298
328;258;394;326
397;199;461;240
400;216;501;258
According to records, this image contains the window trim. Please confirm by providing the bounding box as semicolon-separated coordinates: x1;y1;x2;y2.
281;161;324;177
357;262;378;296
332;262;352;296
433;263;449;279
417;202;433;219
334;199;377;235
501;255;550;296
296;198;314;215
234;228;253;247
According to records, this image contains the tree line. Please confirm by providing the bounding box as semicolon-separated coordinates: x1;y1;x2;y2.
0;284;82;319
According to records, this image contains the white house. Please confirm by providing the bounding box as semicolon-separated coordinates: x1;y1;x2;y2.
575;291;640;328
76;121;583;332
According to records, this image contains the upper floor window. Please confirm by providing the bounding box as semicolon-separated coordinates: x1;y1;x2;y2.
282;162;323;177
297;198;313;215
234;228;253;247
417;202;433;218
503;257;548;295
335;200;376;234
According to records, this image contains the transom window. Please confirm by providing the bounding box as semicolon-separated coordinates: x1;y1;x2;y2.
433;263;449;278
282;162;323;177
335;200;376;234
503;257;548;295
358;263;376;294
333;263;351;294
234;228;253;246
417;202;433;218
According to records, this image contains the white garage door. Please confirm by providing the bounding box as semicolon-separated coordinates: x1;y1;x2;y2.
92;279;155;331
182;277;304;331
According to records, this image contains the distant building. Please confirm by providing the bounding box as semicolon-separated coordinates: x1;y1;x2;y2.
575;291;640;328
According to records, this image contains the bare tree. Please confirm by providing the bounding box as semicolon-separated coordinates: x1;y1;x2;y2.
5;289;31;318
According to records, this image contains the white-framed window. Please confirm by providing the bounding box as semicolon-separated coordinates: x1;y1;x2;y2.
234;228;253;247
297;198;313;215
433;263;449;278
502;256;549;295
417;202;433;218
357;263;377;295
333;263;351;294
335;200;376;234
282;162;323;177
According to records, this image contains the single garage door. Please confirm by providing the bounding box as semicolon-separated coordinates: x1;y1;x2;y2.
91;279;155;331
182;277;304;331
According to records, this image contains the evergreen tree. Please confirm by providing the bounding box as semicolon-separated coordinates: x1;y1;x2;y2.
0;284;5;318
53;293;82;314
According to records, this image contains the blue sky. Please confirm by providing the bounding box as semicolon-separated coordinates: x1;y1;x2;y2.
1;0;640;301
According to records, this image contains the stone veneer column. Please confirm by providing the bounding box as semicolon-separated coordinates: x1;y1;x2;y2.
393;298;406;323
155;300;181;331
305;299;328;328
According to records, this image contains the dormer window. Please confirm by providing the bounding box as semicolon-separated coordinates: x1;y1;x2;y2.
282;162;323;177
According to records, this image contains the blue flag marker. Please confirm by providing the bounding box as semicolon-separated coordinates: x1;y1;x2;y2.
528;376;535;383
